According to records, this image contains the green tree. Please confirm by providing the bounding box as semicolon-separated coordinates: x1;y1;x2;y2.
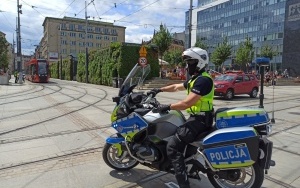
194;38;208;50
0;35;9;71
211;37;232;72
152;24;172;76
260;44;277;60
235;36;254;72
163;48;182;66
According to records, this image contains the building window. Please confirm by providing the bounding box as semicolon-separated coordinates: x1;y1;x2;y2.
96;43;101;48
88;26;93;32
96;35;102;40
79;33;85;39
104;28;109;34
70;32;76;37
61;40;67;45
69;24;75;31
95;27;101;33
78;25;85;31
87;34;93;39
70;41;76;46
60;23;67;29
104;36;110;40
111;37;117;41
111;29;117;35
61;31;67;36
79;42;85;47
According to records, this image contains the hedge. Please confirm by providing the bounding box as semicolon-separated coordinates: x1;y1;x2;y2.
50;42;159;86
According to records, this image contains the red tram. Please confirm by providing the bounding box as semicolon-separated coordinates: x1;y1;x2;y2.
24;59;50;83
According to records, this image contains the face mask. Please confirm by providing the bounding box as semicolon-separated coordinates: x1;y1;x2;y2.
187;63;198;76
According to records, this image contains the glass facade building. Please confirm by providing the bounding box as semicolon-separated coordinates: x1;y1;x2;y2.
188;0;287;71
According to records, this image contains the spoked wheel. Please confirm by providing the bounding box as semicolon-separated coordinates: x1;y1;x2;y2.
207;163;264;188
102;143;139;171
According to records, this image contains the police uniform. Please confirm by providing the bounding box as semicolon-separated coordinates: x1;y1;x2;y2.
166;70;214;188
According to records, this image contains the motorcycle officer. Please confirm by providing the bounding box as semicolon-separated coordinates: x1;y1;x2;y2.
148;47;214;188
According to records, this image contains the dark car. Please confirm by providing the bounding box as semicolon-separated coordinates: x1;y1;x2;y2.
214;71;259;100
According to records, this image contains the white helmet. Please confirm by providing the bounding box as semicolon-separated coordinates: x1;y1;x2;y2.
182;47;209;70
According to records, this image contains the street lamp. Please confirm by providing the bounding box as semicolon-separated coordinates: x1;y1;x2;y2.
256;57;270;108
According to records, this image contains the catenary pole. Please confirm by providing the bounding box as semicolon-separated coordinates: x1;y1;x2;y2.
85;1;89;83
17;0;23;83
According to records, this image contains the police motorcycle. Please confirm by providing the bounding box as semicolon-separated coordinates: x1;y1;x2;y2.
103;63;275;188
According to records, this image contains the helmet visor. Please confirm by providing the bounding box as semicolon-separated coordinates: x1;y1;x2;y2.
184;59;198;65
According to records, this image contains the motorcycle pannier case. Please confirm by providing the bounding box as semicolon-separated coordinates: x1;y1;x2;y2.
215;107;270;129
202;127;259;169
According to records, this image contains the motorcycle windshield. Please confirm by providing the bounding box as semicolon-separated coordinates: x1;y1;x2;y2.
118;63;151;97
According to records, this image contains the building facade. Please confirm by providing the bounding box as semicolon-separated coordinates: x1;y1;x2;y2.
282;0;300;76
189;0;288;73
40;17;126;61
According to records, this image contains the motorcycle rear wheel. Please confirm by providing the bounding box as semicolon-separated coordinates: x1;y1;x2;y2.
207;163;264;188
102;143;139;171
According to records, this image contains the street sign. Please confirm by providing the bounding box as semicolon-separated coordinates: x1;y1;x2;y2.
139;45;147;57
138;57;147;67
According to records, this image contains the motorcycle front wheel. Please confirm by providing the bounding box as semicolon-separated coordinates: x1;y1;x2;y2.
207;163;264;188
102;143;139;171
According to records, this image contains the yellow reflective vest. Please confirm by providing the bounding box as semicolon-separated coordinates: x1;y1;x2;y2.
186;72;214;114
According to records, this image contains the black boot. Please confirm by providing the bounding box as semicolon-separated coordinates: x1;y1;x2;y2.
175;172;190;188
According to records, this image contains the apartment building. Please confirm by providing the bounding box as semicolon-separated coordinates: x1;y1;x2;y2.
187;0;300;75
40;16;126;61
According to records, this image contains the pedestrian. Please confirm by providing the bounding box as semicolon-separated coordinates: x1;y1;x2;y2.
147;47;214;188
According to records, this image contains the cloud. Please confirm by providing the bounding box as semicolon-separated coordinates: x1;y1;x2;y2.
0;0;191;55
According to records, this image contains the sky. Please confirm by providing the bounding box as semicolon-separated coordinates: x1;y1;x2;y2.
0;0;193;55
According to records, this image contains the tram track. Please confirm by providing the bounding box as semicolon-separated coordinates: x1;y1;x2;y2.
0;82;299;188
0;85;62;106
0;86;108;136
0;84;42;99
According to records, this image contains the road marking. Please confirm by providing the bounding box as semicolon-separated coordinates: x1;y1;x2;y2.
165;182;179;188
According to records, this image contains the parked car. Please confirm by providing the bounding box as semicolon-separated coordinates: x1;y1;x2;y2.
214;71;259;100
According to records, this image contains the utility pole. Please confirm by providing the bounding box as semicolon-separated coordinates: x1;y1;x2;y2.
186;0;193;81
17;0;23;84
85;1;89;83
13;33;16;72
59;24;62;80
188;0;193;48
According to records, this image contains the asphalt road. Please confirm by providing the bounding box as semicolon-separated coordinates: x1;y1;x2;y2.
0;78;299;188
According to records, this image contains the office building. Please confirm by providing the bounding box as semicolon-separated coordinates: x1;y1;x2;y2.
188;0;300;75
40;16;126;61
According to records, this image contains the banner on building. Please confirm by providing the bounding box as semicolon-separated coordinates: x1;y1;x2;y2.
49;52;59;60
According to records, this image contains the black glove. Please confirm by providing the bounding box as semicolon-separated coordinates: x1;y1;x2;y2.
152;104;171;113
147;88;162;97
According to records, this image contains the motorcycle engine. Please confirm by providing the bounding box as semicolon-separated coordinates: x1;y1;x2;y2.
132;144;159;162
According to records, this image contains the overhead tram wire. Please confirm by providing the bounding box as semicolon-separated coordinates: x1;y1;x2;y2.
114;0;160;23
0;11;15;31
75;0;94;17
20;0;45;17
59;0;77;17
97;0;128;19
